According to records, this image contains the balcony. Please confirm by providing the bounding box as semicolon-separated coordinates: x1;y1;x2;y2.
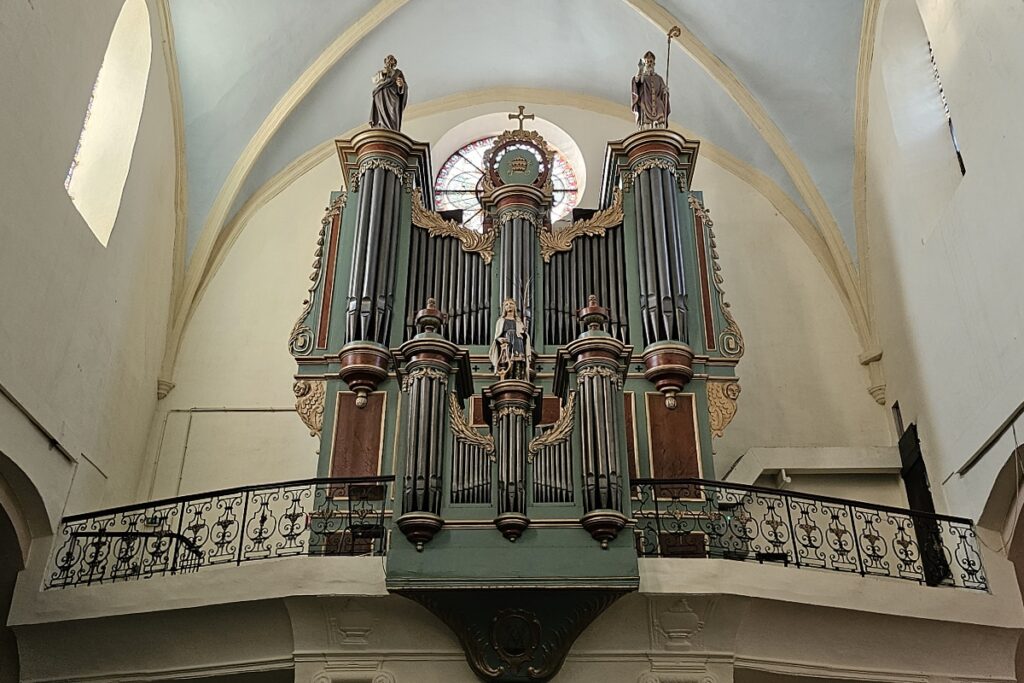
42;475;987;592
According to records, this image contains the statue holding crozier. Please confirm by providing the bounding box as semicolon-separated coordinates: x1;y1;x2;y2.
489;299;533;381
369;54;407;131
631;50;670;129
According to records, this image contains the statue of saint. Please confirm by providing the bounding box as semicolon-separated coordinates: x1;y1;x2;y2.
631;51;670;129
489;299;532;381
369;54;407;131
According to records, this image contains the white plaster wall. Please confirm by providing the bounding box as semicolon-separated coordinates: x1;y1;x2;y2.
147;103;887;498
0;0;176;515
865;0;1024;522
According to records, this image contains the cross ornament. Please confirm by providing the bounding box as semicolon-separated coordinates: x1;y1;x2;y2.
508;105;535;131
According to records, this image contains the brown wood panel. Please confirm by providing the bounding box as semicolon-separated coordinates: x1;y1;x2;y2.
471;395;486;426
539;396;562;426
330;392;385;478
645;393;700;480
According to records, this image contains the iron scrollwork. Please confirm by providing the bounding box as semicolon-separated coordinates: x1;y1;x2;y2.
631;478;987;591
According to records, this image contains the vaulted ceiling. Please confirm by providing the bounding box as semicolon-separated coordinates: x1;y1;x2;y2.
162;0;874;372
169;0;865;260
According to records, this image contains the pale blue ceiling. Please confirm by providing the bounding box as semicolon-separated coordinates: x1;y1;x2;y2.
170;0;864;261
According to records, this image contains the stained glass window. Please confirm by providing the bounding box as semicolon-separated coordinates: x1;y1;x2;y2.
434;136;579;232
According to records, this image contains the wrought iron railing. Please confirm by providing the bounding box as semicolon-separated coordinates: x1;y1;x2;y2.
47;476;393;589
632;479;988;591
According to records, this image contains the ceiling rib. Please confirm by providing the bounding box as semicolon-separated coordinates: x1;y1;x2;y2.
160;0;409;385
623;0;872;351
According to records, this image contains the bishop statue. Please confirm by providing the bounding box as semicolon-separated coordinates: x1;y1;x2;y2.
631;50;670;129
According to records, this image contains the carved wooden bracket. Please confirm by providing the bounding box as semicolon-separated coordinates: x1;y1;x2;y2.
411;188;496;264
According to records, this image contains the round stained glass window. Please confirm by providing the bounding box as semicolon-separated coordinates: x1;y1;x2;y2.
433;136;579;232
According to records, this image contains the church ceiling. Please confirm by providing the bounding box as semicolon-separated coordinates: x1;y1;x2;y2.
169;0;865;263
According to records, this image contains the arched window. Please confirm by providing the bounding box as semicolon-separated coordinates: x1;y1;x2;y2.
434;136;580;232
64;0;151;247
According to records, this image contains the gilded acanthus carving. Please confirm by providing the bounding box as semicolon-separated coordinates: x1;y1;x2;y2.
707;379;740;438
448;391;495;455
293;378;326;437
411;188;497;264
289;194;345;356
527;391;576;458
400;366;449;392
690;196;744;358
538;189;623;262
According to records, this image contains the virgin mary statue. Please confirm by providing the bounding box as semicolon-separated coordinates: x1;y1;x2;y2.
489;299;533;380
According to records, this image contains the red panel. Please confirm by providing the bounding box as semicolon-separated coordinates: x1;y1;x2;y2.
317;211;342;349
693;209;716;351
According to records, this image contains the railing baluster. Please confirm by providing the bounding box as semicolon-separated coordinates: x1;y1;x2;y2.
848;504;865;577
236;489;251;566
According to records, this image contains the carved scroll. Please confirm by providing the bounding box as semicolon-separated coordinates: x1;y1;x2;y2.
289;195;345;355
707;379;741;438
448;391;495;455
411;188;496;264
527;391;576;458
690;195;744;358
293;379;326;437
538;189;624;262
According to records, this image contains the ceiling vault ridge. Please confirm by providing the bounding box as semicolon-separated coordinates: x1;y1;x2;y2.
158;0;410;389
170;88;856;390
155;0;188;389
623;0;874;353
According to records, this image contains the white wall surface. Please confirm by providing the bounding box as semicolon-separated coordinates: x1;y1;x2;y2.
865;0;1024;523
147;103;887;498
0;0;176;515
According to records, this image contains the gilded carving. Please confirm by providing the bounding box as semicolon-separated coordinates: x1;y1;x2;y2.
623;156;681;192
484;128;554;169
400;366;449;392
538;189;624;262
411;188;497;264
707;380;741;438
293;379;326;437
496;208;540;229
690;196;744;358
448;391;495;456
576;364;624;389
495;405;531;420
349;157;407;192
289;194;345;356
527;391;576;458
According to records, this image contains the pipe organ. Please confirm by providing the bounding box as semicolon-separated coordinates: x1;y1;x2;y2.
291;120;742;682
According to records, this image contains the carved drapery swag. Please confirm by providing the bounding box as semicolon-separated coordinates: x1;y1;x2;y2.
411;188;497;264
538;189;624;262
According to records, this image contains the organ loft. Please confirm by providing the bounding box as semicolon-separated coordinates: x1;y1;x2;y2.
288;48;743;682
